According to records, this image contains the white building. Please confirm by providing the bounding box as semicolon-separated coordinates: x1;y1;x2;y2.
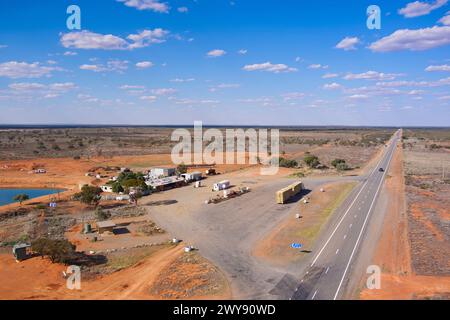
149;167;176;178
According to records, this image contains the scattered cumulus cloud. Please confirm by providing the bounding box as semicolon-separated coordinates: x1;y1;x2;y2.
177;7;188;13
80;60;129;73
323;82;342;90
60;29;169;51
151;88;177;95
398;0;447;18
308;64;328;69
322;73;339;79
207;49;227;57
0;61;55;79
425;64;450;71
170;78;195;83
127;28;169;49
243;62;297;73
344;71;402;81
117;0;169;13
439;11;450;25
136;61;154;69
335;36;360;50
140;95;158;102
369;26;450;52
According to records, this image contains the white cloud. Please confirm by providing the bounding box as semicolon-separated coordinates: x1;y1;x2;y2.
63;51;78;56
127;28;169;49
49;82;78;91
439;11;450;25
238;49;248;55
0;45;7;49
117;0;169;13
376;77;450;87
207;49;227;57
120;85;145;90
243;62;297;73
61;29;169;50
344;71;401;81
209;83;240;92
80;64;105;72
0;61;55;79
140;95;158;102
348;94;369;99
151;88;177;95
170;78;195;83
7;82;77;99
322;73;339;79
369;26;450;52
44;94;60;99
335;36;360;50
398;0;447;18
80;60;129;73
8;83;46;91
323;82;342;90
308;64;328;69
136;61;154;69
61;31;129;50
177;6;188;13
281;92;305;101
171;98;220;105
425;64;450;71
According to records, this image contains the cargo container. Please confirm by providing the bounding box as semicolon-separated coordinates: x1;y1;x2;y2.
276;181;304;204
213;180;231;191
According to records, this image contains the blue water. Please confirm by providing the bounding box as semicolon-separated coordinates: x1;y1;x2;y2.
0;189;64;206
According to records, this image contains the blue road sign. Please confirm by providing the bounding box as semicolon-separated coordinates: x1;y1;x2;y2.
291;243;303;249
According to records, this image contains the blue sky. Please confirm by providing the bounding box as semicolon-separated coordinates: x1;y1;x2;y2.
0;0;449;126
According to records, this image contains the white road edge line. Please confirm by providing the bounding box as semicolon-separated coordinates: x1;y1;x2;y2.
310;149;386;267
312;290;318;300
332;134;397;300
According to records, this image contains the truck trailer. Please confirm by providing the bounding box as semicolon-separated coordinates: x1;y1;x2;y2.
276;181;304;204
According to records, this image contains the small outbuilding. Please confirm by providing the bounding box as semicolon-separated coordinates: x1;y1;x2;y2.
96;220;117;234
12;243;31;261
149;167;176;178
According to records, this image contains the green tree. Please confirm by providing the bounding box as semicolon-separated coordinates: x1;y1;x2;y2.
304;154;320;168
31;238;76;264
331;159;346;168
336;162;349;171
111;182;124;193
13;194;29;205
279;157;298;168
177;163;188;174
74;185;102;206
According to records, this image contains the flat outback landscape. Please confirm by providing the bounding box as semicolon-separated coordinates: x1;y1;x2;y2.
1;0;450;307
0;127;448;300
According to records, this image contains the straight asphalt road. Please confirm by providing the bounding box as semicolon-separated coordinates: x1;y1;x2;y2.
292;129;401;300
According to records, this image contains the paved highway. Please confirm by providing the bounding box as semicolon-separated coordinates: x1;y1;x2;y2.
292;129;401;300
